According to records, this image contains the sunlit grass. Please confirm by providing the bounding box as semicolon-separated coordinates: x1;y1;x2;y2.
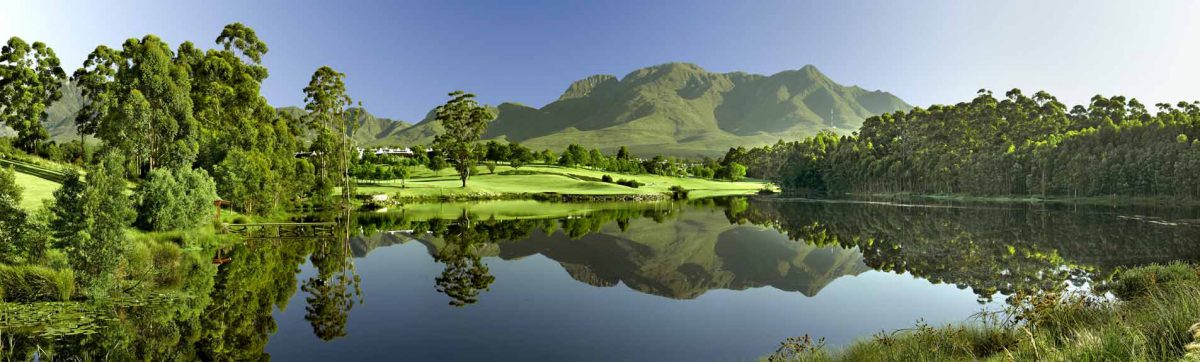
353;164;770;199
13;171;60;211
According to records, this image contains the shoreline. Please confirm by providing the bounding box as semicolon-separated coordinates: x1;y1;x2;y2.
812;192;1200;208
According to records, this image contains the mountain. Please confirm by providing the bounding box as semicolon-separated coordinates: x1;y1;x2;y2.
28;63;909;158
276;106;410;145
0;81;87;142
376;63;911;157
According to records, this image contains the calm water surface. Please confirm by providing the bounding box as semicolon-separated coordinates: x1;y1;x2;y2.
10;197;1200;361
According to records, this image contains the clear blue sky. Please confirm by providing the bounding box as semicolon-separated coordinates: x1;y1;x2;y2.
3;0;1200;121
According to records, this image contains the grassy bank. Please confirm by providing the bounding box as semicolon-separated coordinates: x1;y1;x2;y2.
352;164;771;201
767;262;1200;361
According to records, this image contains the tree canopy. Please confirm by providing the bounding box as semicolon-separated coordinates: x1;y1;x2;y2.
0;36;66;152
432;91;493;187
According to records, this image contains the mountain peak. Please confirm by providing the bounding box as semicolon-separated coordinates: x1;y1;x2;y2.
558;74;618;101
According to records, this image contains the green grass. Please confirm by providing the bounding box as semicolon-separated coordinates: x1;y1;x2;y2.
353;164;771;200
14;170;60;211
0;264;75;302
767;262;1200;361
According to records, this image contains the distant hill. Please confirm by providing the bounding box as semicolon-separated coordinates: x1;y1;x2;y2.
0;82;87;142
276;106;410;145
379;63;911;157
29;63;909;157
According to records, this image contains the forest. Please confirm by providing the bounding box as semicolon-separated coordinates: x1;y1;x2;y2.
725;89;1200;200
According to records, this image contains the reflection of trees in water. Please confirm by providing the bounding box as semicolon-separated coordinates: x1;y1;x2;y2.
429;213;497;307
302;237;362;340
728;198;1200;301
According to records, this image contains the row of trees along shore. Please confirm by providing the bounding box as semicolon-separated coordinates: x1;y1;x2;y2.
351;141;748;186
724;89;1200;199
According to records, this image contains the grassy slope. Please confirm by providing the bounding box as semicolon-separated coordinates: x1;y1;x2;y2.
14;171;59;211
353;164;770;199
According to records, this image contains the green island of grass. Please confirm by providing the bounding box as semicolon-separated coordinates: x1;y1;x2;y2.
350;164;772;201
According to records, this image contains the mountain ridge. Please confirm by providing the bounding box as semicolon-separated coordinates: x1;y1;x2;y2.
374;62;911;157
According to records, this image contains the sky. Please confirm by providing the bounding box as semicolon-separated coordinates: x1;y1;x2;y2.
3;0;1200;122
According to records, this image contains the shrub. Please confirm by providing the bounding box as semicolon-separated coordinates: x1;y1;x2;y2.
0;264;75;302
42;249;70;270
232;215;250;224
601;174;614;183
616;179;643;188
669;185;690;200
134;168;219;231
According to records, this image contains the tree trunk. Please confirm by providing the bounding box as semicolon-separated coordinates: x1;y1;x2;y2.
461;168;469;188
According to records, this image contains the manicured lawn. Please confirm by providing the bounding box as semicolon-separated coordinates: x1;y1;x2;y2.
14;171;60;211
352;164;771;199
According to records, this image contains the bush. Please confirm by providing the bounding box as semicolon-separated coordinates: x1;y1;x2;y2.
601;174;614;183
1097;262;1199;300
231;215;250;224
0;264;75;302
669;185;690;200
616;179;643;188
134;168;219;231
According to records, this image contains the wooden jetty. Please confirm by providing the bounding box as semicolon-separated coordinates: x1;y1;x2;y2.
221;222;338;238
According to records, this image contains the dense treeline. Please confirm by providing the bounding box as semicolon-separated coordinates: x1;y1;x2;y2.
351;140;749;185
726;89;1200;198
4;23;352;216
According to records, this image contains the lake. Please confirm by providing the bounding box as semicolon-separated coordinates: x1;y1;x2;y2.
7;197;1200;361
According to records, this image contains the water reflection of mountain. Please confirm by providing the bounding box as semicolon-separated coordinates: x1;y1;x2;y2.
497;213;870;299
350;209;871;299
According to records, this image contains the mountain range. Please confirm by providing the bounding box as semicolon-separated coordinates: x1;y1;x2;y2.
23;63;910;157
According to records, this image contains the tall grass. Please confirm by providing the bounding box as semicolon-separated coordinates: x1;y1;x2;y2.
769;262;1200;361
0;264;75;302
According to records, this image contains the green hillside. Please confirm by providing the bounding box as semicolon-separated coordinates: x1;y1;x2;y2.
276;106;412;145
0;81;87;142
379;63;911;157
